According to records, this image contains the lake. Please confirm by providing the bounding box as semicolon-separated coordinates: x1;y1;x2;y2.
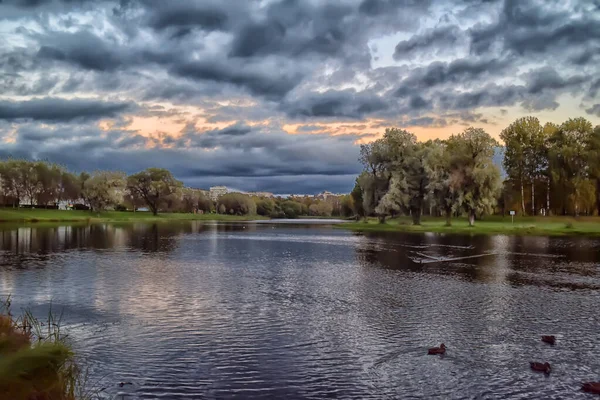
1;222;599;399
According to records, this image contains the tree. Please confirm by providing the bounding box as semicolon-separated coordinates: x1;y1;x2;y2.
548;118;593;216
59;171;81;204
340;194;355;218
447;127;502;226
123;192;145;212
358;135;393;222
370;129;430;224
279;200;303;218
35;162;62;206
501;117;543;215
82;171;126;212
350;179;364;219
359;128;418;223
403;142;430;225
12;160;41;207
216;193;256;215
425;140;460;226
126;168;183;216
0;160;24;207
255;197;276;216
309;201;333;216
587;125;600;215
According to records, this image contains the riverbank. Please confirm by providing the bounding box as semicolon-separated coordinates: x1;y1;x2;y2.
340;216;600;236
0;208;266;224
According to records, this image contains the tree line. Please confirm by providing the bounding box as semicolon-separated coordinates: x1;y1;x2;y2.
0;161;355;218
501;117;600;217
352;117;600;225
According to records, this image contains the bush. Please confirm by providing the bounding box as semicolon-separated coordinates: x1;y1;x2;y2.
256;198;275;216
280;200;303;218
216;193;257;215
269;210;286;219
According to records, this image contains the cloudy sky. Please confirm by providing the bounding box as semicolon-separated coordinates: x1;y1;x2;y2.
0;0;598;194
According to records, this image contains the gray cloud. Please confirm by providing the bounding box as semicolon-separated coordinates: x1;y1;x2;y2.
394;26;462;59
144;1;229;32
171;59;304;99
469;0;600;58
281;89;389;119
0;97;132;121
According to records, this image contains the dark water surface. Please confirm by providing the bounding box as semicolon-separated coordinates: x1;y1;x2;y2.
1;222;600;399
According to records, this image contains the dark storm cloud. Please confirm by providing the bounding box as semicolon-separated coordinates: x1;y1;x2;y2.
228;1;354;59
0;0;95;7
393;57;514;97
394;26;462;59
0;97;132;121
282;89;389;119
172;59;304;99
524;67;588;95
144;1;229;32
468;0;600;58
37;32;124;72
358;0;431;16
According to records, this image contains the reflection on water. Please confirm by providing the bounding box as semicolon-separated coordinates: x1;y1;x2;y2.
1;222;600;399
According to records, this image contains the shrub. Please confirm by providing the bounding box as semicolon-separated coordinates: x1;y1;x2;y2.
216;193;257;215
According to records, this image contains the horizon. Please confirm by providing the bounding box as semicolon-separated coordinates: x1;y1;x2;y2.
0;0;598;194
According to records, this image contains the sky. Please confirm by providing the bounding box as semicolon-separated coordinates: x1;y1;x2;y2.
0;0;598;194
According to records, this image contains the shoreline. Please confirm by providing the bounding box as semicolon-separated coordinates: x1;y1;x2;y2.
2;210;600;237
0;209;267;225
336;216;600;237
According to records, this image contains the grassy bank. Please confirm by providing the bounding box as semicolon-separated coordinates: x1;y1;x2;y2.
0;208;266;224
339;215;600;236
0;297;93;400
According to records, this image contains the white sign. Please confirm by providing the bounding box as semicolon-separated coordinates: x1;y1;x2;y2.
509;211;515;216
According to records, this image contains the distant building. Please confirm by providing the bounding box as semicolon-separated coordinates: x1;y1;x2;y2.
209;186;228;201
247;191;274;198
315;191;335;200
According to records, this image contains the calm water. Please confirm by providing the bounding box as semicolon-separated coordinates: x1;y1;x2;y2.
1;222;600;399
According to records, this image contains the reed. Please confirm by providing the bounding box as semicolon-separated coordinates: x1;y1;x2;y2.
0;296;102;400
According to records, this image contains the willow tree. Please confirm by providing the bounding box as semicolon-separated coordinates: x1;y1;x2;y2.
425;140;460;226
127;168;183;216
447;127;501;226
367;128;430;224
358;133;393;222
82;171;126;211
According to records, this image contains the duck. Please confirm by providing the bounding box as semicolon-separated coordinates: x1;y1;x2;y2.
428;343;446;355
541;335;556;345
582;382;600;394
530;362;551;374
118;382;133;388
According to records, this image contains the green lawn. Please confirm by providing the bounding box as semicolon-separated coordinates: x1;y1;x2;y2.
0;208;265;223
340;215;600;236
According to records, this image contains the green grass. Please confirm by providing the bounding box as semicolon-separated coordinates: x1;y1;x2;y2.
339;215;600;236
0;208;266;224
